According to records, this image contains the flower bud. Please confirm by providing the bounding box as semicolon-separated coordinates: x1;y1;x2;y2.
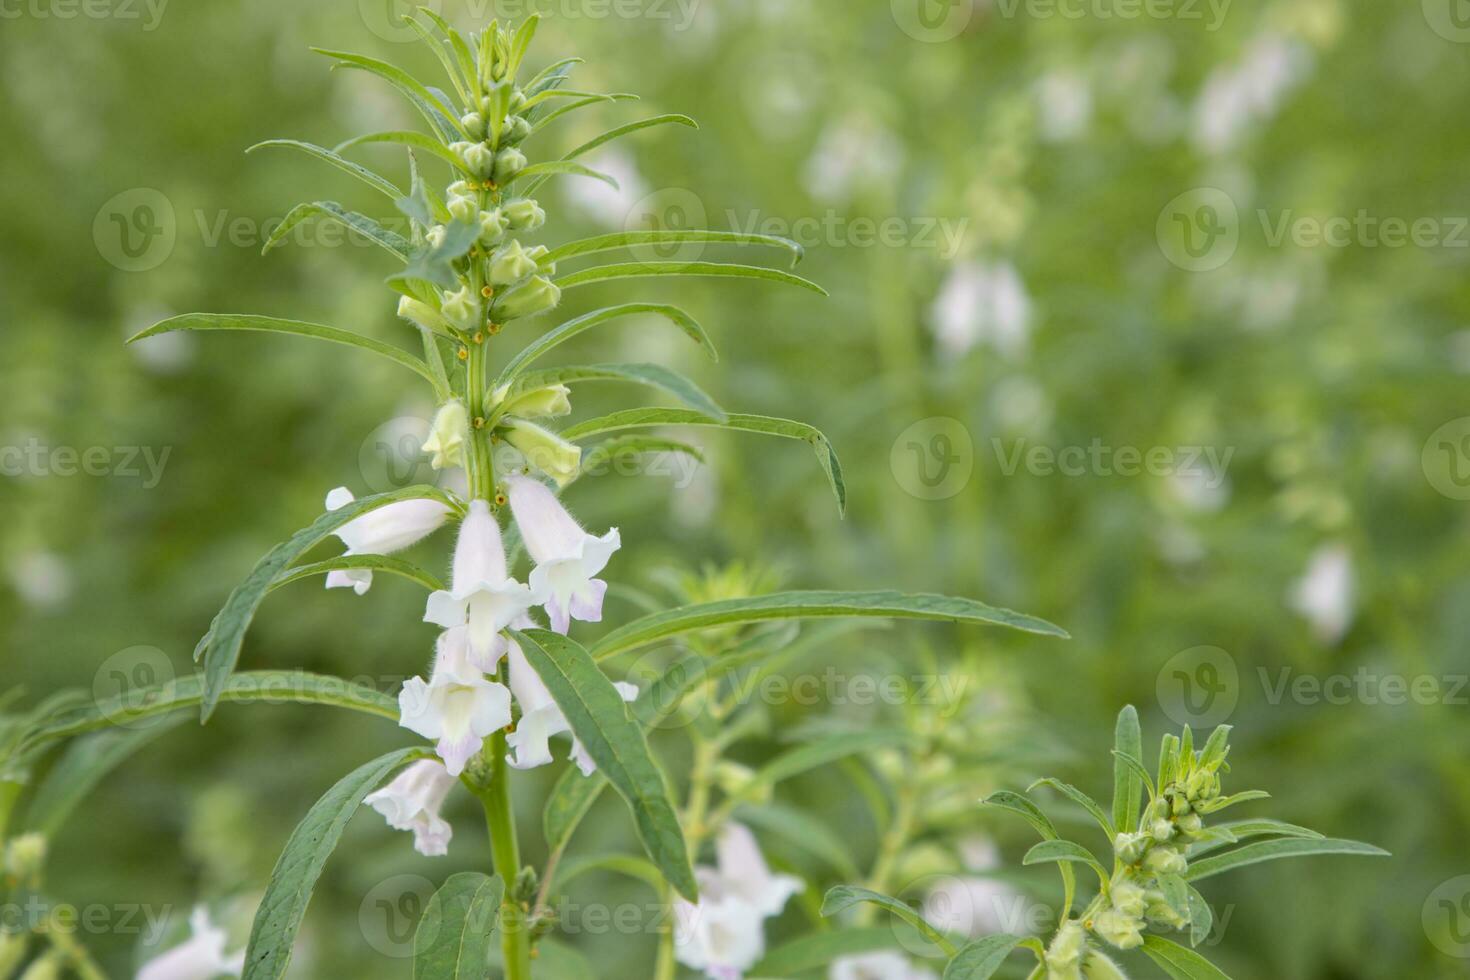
397;295;456;337
422;400;469;471
502;114;533;145
505;198;546;232
426;225;448;249
1145;900;1189;931
509;87;527;111
504;419;581;487
1176;812;1203;837
1045;921;1086;978
479;208;510;244
448;180;474;198
714;761;767;803
1082;951;1130;980
1143;847;1186;876
494;276;561;321
490;240;539;285
1149;818;1175;842
492;147;527;184
493;383;572;420
1110;879;1148;918
1091;907;1143;950
525;244;554;275
1112;832;1147;865
4;833;47;881
439;286;480;332
447;193;479;224
452;141;495;178
460;111;487;139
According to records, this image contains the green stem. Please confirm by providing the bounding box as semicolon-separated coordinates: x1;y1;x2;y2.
858;769;918;926
478;732;531;980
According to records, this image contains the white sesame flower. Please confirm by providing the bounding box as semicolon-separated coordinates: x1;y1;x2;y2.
674;823;803;979
136;907;244;980
364;759;458;857
830;951;939;980
324;487;452;596
506;475;620;634
930;261;1032;359
423;500;541;664
398;625;514;777
504;625;637;774
1289;543;1355;644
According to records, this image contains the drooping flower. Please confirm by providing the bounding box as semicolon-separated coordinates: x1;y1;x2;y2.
136;907;245;980
506;475;620;633
364;759;458;857
829;951;939;980
423;500;541;664
674;823;803;979
503;625;638;773
398;624;514;776
324;487;452;596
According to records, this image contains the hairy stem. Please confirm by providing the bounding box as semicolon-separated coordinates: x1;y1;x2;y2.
478;732;531;980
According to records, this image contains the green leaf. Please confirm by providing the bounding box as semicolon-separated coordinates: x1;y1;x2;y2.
556;261;827;296
1184;837;1389;882
23;720;186;835
261;202;410;259
980;791;1075;914
520;88;631;111
413;873;503;980
400;15;473;107
1110;750;1156;800
1157;872;1191;920
127;314;442;392
543;764;607;855
313;48;462;139
508;13;540;76
1187;818;1322;858
495;304;716;388
530;93;639;132
270;555;444;593
514;160;619;190
944;934;1025;980
247;139;403;200
197;487;457;721
581;436;706;474
1193;790;1270;815
20;671;398;751
1140;935;1233;980
1021;840;1109;885
396;219;481;290
1029;778;1114;838
509;629;697;900
525;115;699;195
753;928;921;976
1112;705;1143;834
591;590;1069;662
557;410;845;515
512;363;724;421
540;228;803;268
243;748;426;980
820;886;956;956
553;853;662;892
335;130;470;173
1186;884;1214;948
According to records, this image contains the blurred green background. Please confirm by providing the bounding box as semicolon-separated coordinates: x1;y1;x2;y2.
3;0;1469;976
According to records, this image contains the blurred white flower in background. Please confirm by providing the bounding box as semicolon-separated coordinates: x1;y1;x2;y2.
1289;543;1355;644
830;951;939;980
1193;33;1312;155
7;550;72;609
922;836;1028;939
564;148;649;227
930;261;1033;359
1033;70;1092;144
804;115;904;204
136;907;244;980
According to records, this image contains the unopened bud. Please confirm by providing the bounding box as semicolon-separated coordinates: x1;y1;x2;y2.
397;295;456;337
447;193;479;224
505;198;546;232
1113;832;1147;865
493;383;571;420
422;400;469;471
479;208;510;244
713;761;766;803
453;141;495;178
1143;847;1186;876
492;147;527;184
502;114;533;145
1082;951;1130;980
460;111;487;139
490;240;539;285
4;833;46;881
18;953;61;980
440;286;480;332
494;276;561;321
1091;907;1143;951
504;420;581;487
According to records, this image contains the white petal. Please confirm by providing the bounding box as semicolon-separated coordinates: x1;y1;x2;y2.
335;498;451;556
452;500;509;593
325;486;356;511
717;823;803;917
506;474;587;562
424;591;468;629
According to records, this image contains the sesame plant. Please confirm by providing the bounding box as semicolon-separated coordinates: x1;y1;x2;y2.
1;12;1076;980
828;706;1388;980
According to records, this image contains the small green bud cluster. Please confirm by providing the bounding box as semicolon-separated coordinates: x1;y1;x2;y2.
3;832;46;887
1094;725;1235;951
1044;921;1126;980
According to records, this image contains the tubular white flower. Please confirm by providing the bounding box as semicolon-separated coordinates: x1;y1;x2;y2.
398;625;513;777
324;487;452;596
673;823;802;980
137;907;244;980
423;500;541;664
506;475;620;633
504;626;637;773
364;759;457;857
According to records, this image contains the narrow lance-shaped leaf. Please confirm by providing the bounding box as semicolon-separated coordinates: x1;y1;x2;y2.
127;315;443;394
513;160;620;190
530;93;640;132
944;935;1025;980
1184;837;1389;883
1022;840;1110;886
495;304;717;389
1029;777;1114;838
23;719;187;835
509;629;697;900
820;886;956;957
196;486;459;721
243;748;427;980
413;873;504;980
511;363;724;422
1139;935;1234;980
335;131;472;174
523;114;699;194
591;590;1068;661
1113;705;1144;833
262;202;410;260
540;228;803;268
246;139;403;200
980;790;1076;916
558;410;845;515
556;261;827;296
312;48;463;139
